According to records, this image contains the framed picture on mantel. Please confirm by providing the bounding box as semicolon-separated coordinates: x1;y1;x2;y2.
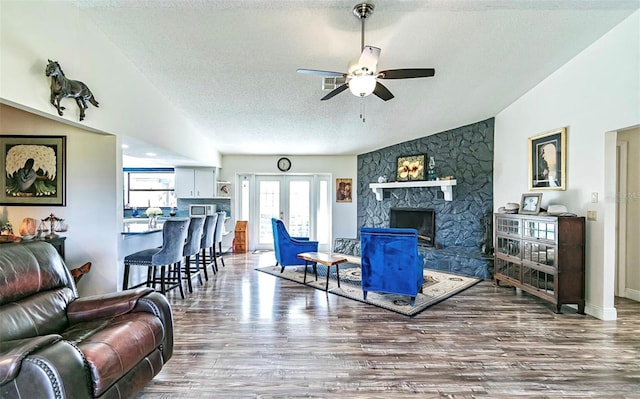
396;154;425;181
0;135;66;206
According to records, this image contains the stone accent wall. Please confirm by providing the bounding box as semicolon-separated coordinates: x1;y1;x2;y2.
357;118;494;250
334;118;495;278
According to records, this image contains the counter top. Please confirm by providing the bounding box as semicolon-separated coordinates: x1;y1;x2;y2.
121;222;163;235
121;217;190;236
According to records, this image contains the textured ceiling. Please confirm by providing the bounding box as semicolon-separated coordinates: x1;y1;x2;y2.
76;0;638;160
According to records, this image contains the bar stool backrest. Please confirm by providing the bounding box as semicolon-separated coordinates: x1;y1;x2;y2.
183;216;206;257
200;213;218;249
213;211;227;245
152;218;190;265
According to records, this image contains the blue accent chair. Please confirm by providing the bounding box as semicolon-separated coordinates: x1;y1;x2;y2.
360;227;425;306
271;218;319;272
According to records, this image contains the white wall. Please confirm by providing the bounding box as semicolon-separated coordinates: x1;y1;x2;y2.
0;0;221;167
220;155;358;244
0;104;119;296
494;11;640;320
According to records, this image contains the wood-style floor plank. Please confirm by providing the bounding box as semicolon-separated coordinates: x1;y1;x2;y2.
136;252;640;398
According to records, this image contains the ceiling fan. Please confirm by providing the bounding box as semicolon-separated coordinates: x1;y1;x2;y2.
297;2;435;101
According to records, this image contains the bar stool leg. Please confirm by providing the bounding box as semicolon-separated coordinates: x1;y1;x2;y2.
195;253;203;286
176;261;185;299
123;263;131;291
184;256;194;293
201;248;209;281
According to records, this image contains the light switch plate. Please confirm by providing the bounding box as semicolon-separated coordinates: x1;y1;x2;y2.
591;192;598;203
587;210;597;221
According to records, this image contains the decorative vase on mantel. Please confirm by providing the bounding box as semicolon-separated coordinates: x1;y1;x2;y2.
148;216;158;229
427;156;437;181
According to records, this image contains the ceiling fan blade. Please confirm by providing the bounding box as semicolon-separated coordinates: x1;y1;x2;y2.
373;82;394;101
379;68;435;79
297;69;346;77
321;83;349;101
358;46;381;72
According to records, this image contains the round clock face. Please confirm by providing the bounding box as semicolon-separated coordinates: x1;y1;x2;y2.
277;157;291;172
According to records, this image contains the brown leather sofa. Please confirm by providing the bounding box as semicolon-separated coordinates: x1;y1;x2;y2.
0;241;174;398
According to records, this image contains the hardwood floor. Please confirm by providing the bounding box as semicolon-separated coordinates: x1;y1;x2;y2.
136;251;640;399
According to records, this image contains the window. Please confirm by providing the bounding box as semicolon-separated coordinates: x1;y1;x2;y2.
124;168;175;208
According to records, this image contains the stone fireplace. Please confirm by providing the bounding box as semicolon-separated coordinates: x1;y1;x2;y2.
334;118;495;279
389;207;435;246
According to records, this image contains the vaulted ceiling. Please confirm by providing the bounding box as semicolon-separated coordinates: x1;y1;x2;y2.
77;0;638;158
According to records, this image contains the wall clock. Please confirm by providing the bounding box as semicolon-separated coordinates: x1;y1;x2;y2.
277;157;291;172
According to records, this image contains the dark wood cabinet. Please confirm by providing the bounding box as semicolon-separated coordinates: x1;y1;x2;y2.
494;213;585;314
39;236;66;260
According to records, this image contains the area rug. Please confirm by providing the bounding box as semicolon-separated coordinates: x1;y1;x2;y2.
256;260;481;316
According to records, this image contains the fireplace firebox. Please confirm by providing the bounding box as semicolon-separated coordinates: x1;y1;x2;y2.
389;207;435;246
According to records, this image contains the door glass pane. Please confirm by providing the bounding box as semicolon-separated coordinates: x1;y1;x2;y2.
288;180;310;237
259;180;280;244
240;179;250;221
316;179;329;245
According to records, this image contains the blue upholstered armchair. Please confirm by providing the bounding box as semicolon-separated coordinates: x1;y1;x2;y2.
360;227;425;306
271;218;319;272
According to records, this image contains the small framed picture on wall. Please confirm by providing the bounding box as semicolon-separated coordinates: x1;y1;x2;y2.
336;178;352;203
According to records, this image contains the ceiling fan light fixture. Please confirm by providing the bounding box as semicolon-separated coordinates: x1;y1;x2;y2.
348;75;376;97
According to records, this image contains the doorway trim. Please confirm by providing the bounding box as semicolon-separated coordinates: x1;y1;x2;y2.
616;140;628;297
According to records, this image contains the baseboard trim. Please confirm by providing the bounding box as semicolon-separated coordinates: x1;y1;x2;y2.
623;288;640;302
585;302;618;321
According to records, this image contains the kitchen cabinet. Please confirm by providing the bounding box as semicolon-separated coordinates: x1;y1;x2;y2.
175;167;215;198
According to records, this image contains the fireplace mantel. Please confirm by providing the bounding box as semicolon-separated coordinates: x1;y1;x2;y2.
369;180;457;201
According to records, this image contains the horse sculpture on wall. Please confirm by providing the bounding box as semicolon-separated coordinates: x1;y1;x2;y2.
45;59;99;121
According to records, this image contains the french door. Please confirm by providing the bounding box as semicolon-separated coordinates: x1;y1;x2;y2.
242;174;330;251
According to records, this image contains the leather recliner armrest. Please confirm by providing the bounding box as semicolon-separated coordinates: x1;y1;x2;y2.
0;334;62;385
66;287;154;323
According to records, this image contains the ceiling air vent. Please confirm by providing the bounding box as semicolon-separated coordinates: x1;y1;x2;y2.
322;76;346;91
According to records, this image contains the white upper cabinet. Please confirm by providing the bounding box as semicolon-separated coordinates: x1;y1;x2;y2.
175;167;216;198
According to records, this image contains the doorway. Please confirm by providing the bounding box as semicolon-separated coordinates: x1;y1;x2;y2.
238;174;331;252
616;127;640;301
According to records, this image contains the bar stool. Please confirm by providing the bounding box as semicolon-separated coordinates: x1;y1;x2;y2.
183;216;205;293
123;218;189;298
212;211;227;274
198;213;219;281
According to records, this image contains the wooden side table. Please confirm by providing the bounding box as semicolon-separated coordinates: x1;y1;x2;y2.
234;221;248;253
297;252;347;291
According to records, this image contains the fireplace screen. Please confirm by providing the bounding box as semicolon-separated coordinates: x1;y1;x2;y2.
389;207;435;246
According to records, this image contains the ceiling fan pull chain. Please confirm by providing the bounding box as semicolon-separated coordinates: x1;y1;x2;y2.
360;100;366;123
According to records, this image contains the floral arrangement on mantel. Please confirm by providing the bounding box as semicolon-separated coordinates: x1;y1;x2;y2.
145;207;163;217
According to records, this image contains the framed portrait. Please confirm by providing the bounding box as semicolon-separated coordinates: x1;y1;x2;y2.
396;154;425;181
0;135;66;206
520;193;542;215
528;127;566;190
336;178;352;203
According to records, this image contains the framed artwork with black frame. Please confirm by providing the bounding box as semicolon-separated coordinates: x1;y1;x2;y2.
0;135;66;206
529;127;566;190
396;154;425;181
520;193;543;215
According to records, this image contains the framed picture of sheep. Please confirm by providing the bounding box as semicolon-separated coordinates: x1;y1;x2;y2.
0;135;66;206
